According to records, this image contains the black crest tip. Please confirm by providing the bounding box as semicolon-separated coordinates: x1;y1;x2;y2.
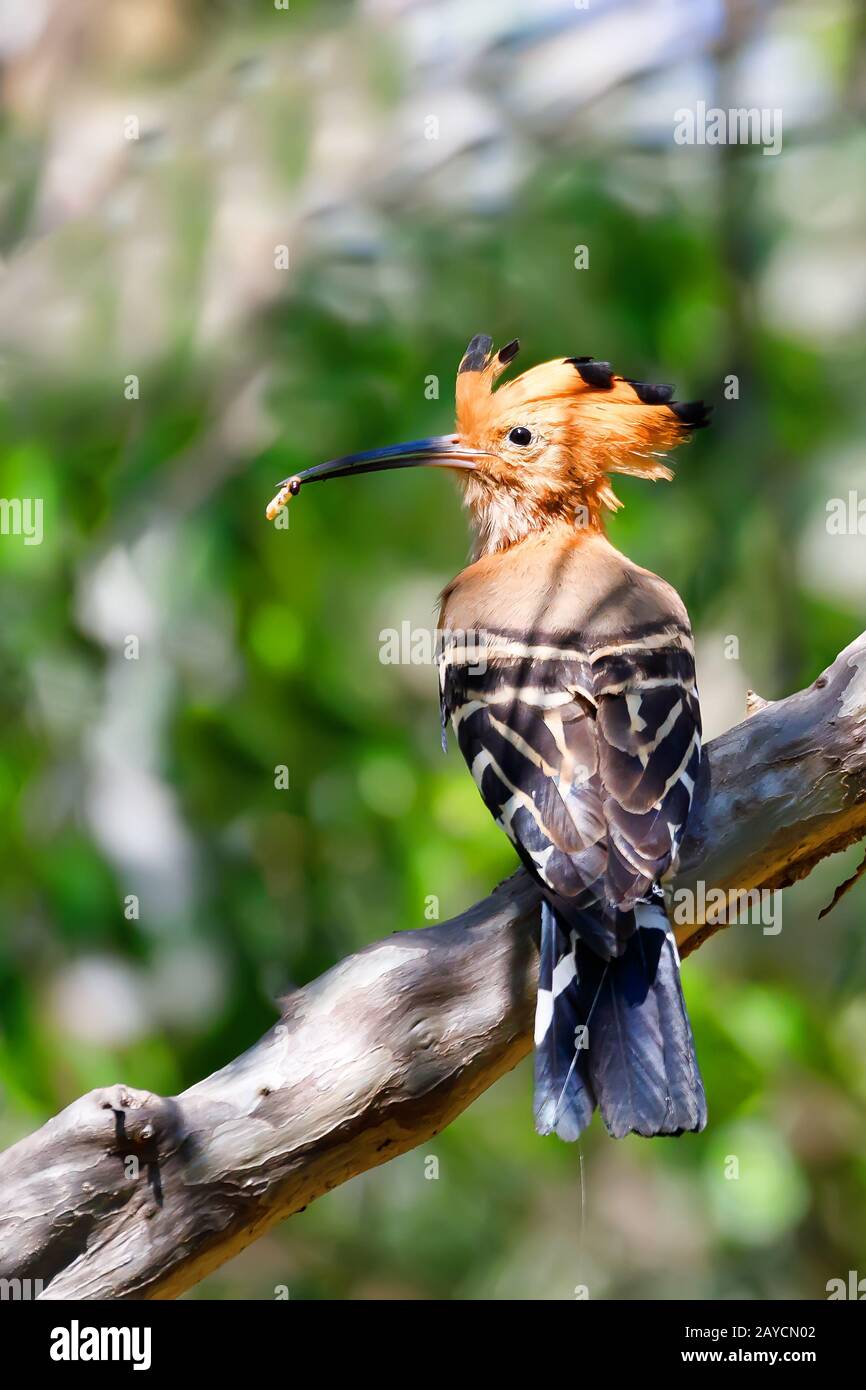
626;379;676;406
669;400;713;430
458;333;494;374
566;357;614;390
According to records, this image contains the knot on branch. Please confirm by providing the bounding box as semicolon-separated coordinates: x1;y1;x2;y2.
745;689;770;717
96;1085;185;1163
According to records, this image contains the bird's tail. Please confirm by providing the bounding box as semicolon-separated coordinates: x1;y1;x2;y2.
533;898;706;1141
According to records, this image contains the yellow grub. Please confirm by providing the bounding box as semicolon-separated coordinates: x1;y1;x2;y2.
266;483;293;521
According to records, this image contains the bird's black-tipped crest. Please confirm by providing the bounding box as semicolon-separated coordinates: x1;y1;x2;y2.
458;334;494;374
669;399;713;430
566;357;614;390
625;379;675;405
563;357;712;434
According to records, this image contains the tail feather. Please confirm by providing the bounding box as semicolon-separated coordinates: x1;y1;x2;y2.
533;901;595;1141
533;899;706;1141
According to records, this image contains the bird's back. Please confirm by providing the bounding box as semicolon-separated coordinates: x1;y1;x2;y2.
439;524;692;651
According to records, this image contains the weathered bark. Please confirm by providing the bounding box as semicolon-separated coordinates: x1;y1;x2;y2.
1;630;864;1300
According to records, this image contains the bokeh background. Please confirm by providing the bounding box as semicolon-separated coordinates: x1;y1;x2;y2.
1;0;865;1300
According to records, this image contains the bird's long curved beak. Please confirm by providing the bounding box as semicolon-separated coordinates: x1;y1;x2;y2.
266;435;485;519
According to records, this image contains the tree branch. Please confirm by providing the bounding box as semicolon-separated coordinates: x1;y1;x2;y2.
1;630;865;1300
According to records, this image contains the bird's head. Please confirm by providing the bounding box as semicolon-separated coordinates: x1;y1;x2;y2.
452;334;710;553
266;334;709;555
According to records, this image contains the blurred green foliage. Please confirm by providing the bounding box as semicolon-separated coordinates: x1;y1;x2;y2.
1;0;865;1299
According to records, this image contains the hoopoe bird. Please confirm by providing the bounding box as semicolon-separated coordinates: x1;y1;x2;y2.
267;335;711;1141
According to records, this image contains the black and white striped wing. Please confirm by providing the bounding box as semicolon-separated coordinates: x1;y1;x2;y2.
442;652;607;907
441;634;701;951
592;637;701;909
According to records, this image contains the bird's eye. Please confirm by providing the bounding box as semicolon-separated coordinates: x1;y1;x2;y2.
508;426;532;446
